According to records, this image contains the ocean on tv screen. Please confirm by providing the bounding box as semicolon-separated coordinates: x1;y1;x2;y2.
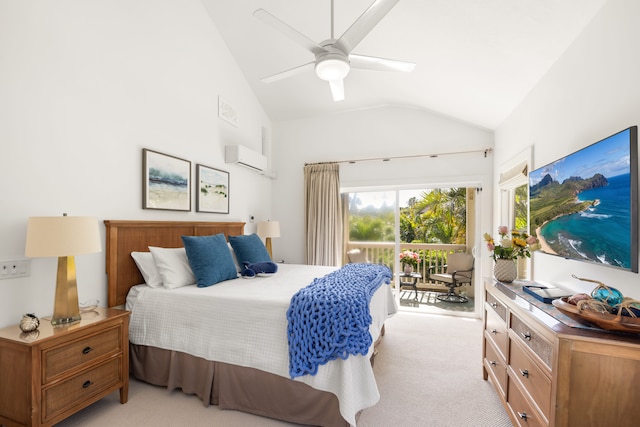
537;173;631;269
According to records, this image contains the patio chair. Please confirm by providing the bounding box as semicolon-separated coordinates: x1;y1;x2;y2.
346;249;369;263
428;252;474;303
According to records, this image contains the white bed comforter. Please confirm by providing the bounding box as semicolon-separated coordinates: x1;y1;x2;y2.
126;263;397;426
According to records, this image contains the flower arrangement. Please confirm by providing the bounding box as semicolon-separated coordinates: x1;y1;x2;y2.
399;250;421;267
484;226;540;260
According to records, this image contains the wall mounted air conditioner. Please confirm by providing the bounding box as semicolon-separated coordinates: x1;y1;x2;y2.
225;145;267;173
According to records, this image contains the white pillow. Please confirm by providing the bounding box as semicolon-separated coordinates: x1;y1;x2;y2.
228;242;241;272
149;246;196;289
131;252;163;288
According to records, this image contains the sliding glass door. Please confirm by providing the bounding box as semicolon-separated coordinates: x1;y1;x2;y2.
346;191;396;266
345;187;474;315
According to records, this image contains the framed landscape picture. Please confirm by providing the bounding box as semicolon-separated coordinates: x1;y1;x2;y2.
143;149;191;211
196;164;229;214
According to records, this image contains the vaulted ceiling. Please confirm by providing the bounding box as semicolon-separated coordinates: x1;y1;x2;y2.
202;0;607;129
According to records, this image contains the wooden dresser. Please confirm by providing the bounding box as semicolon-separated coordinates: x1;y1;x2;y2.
0;308;129;427
483;279;640;427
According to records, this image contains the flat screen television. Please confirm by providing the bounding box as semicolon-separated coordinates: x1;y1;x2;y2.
529;126;638;273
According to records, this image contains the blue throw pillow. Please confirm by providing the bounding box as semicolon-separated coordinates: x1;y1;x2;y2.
228;233;272;266
182;234;238;287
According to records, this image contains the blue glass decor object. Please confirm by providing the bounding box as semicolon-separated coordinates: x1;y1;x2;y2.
591;286;624;306
571;274;625;306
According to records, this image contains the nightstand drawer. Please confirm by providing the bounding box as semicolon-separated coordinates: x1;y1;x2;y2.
43;325;122;381
43;357;122;422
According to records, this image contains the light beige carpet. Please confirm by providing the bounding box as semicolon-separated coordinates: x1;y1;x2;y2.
57;312;512;427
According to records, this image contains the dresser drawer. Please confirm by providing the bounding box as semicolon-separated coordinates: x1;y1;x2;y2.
507;376;547;427
509;338;551;418
486;291;507;322
510;313;552;368
43;325;122;382
484;337;507;396
43;357;122;422
485;307;508;358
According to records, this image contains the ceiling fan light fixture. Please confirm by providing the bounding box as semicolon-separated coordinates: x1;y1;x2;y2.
315;56;350;81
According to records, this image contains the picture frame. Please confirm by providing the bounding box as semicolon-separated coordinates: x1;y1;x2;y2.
143;149;191;211
196;164;230;214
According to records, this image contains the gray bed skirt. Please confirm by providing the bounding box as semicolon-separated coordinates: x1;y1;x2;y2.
129;344;350;427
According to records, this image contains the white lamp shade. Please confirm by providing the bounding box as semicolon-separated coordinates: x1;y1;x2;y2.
257;221;280;238
25;216;102;257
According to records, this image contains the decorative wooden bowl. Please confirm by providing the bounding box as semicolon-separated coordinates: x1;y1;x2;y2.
552;297;640;334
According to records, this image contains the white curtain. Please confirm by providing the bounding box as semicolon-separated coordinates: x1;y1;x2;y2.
304;163;342;266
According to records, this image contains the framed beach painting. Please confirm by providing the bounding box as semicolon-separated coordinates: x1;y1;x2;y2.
196;164;229;214
143;149;191;211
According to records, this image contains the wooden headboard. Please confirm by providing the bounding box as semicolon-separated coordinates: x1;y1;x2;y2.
104;220;245;307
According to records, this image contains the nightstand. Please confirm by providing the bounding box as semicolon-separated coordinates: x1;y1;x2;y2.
0;307;130;427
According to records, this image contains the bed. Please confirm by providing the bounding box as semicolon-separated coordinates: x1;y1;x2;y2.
104;220;396;426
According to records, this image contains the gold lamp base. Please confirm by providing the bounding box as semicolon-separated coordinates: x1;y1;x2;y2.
51;256;81;326
265;237;273;259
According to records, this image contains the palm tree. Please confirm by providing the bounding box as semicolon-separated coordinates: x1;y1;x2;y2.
348;188;467;244
350;216;385;241
410;188;466;244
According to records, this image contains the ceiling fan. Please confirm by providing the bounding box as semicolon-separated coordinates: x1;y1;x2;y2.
254;0;415;102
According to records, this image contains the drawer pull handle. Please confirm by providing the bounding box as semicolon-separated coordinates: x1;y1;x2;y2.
490;329;498;334
82;346;93;355
517;411;528;421
489;360;497;367
521;331;532;341
519;368;529;378
490;302;497;308
82;380;93;389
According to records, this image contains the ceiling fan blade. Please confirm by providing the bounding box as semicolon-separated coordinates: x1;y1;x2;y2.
261;62;315;83
334;0;400;54
349;54;415;72
254;9;327;56
329;79;345;102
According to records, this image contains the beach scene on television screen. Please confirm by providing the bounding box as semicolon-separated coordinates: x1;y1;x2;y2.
530;129;633;270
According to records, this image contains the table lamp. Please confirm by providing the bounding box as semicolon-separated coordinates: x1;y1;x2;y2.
257;220;280;259
25;214;101;325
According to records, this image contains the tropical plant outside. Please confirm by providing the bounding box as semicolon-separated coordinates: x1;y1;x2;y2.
347;188;467;268
514;183;529;231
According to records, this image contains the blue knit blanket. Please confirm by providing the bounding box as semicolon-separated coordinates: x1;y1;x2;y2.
286;263;392;378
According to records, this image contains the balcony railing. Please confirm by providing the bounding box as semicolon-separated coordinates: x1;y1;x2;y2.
345;241;467;284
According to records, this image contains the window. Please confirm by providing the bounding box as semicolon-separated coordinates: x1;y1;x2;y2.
499;148;532;279
498;149;531;232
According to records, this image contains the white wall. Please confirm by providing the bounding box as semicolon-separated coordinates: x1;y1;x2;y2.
271;106;494;275
495;0;640;298
0;1;271;328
